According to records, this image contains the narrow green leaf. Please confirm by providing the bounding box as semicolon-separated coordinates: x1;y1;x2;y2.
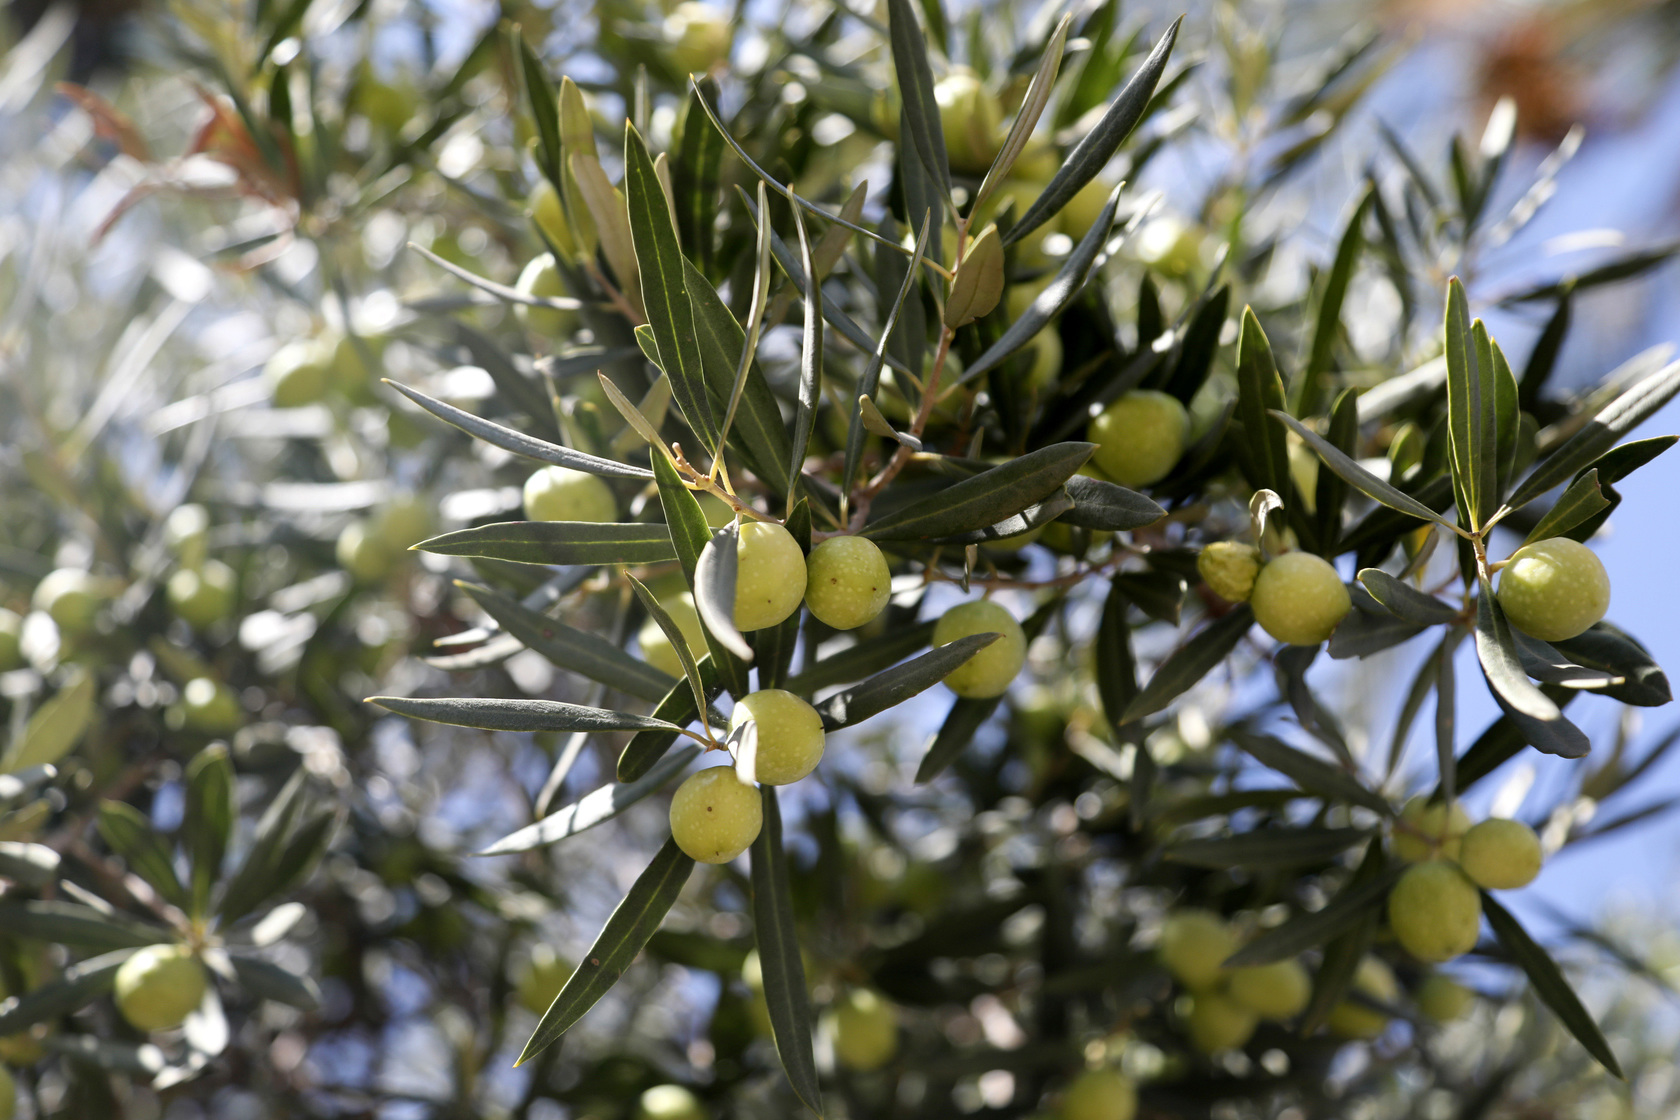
1356;569;1459;625
1553;623;1671;707
459;582;677;704
1316;388;1360;551
619;655;722;782
915;696;1003;784
1519;293;1571;410
1509;631;1622;690
694;524;753;660
1272;411;1458;529
1300;843;1386;1034
182;745;233;917
843;216;931;504
787;205;824;517
368;695;678;735
885;0;952;196
1059;474;1166;531
0;901;162;950
1496;241;1680;305
480;745;702;855
862;443;1094;541
1296;187;1373;415
1228;729;1390;815
957;191;1118;388
1492;336;1521;499
519;838;695;1064
1164;827;1373;869
0;950;132;1035
1223;865;1400;968
2;670;96;773
783;620;937;697
974;14;1071;211
1095;578;1139;737
0;841;58;887
749;788;823;1115
1473;584;1590;758
625;123;716;452
1503;358;1680;513
1120;605;1254;723
1235;309;1292;499
1523;470;1611;545
1482;893;1624;1078
1163;285;1231;405
1006;16;1182;246
96;802;188;910
672;80;725;269
816;633;1001;730
408;242;588;312
227;954;321;1012
416;521;676;566
512;27;562;188
218;767;309;924
384;380;652;479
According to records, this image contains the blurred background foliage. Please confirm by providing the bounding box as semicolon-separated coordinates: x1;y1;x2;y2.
5;0;1680;1118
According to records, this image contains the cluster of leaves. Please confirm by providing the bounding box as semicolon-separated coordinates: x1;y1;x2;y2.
5;0;1680;1118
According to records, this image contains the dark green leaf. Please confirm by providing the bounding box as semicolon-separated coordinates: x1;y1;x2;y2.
227;954;321;1011
1509;631;1622;689
862;443;1094;541
694;523;753;664
1059;473;1166;531
1317;388;1360;551
1112;569;1186;626
1120;605;1254;723
1356;568;1459;625
1520;293;1571;410
619;656;723;782
787;207;824;513
1473;586;1590;758
749;789;823;1115
1224;864;1399;967
958;192;1118;388
183;745;234;917
915;696;1003;784
843;216;930;501
1326;599;1427;660
1006;16;1181;246
625;124;717;452
783;621;937;697
461;582;676;704
816;633;1001;731
1228;729;1390;815
481;745;702;854
1163;285;1230;405
672;81;725;269
218;767;308;924
513;27;562;188
1496;242;1680;305
1095;578;1139;737
1299;842;1386;1033
1504;358;1680;513
0;900;163;950
1164;827;1372;869
1482;893;1623;1077
416;521;676;566
385;380;651;479
519;838;695;1064
0;842;59;888
0;950;132;1035
370;695;678;735
1523;470;1611;545
1273;410;1458;529
1296;187;1373;415
1235;308;1292;499
96;802;188;910
885;0;952;196
1553;623;1671;707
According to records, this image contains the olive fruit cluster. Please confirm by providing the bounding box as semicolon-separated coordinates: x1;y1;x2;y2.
1156;910;1311;1053
1386;797;1543;963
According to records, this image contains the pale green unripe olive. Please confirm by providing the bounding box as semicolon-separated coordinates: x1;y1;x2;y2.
1496;537;1610;642
514;253;578;340
639;592;707;678
1186;990;1259;1053
932;600;1027;699
114;945;208;1032
669;766;762;864
528;177;578;258
805;537;891;630
163;503;211;569
0;609;24;672
1287;437;1320;513
1392;796;1471;863
172;677;243;735
1025;328;1062;392
337;520;398;584
1158;908;1236;990
1198;541;1262;603
733;521;806;632
33;569;103;636
1249;552;1351;646
516;945;573;1014
264;338;333;408
1326;956;1398;1039
328;331;385;404
664;1;732;76
375;495;434;551
523;465;616;524
1057;1067;1137;1120
1088;390;1190;488
1416;974;1475;1023
1226;958;1310;1020
166;559;236;630
826;988;898;1072
1133;215;1205;277
934;69;1002;174
1059;177;1114;241
730;689;825;785
1457;818;1542;890
0;1064;12;1120
1389;860;1481;963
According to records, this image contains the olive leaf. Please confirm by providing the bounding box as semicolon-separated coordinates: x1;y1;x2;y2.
416;521;676;566
479;745;702;855
749;788;823;1115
